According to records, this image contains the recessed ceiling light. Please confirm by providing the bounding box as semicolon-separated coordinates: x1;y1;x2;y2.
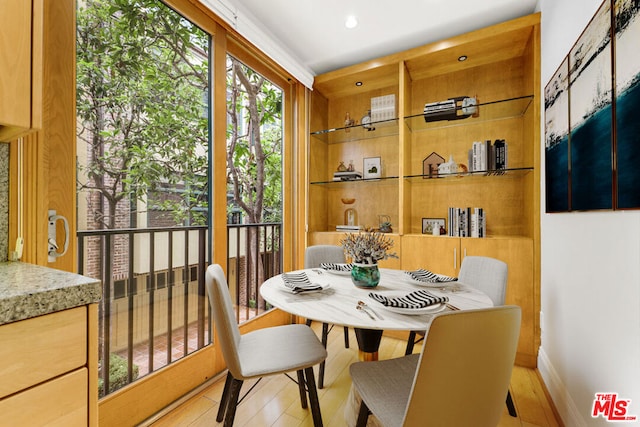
458;55;468;62
355;81;363;86
345;15;358;29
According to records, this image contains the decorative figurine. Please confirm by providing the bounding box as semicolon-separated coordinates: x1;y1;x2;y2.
378;215;392;233
345;208;357;226
344;112;355;131
438;155;458;175
423;152;445;178
361;110;375;131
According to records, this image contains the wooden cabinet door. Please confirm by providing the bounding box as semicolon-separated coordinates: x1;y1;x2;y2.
0;0;41;141
0;0;32;135
401;235;460;277
461;237;537;366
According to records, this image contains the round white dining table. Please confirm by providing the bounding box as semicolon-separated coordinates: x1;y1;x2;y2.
260;268;493;360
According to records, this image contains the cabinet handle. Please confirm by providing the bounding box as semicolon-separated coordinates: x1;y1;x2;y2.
463;248;467;258
453;248;457;270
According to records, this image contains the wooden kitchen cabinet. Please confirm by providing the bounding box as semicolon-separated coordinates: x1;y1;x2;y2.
0;305;98;426
0;0;42;141
402;235;535;365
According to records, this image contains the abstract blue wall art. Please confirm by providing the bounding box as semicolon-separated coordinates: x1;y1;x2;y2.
568;0;613;211
615;0;640;209
545;58;570;212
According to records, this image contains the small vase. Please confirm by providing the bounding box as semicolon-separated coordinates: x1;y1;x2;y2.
351;263;380;288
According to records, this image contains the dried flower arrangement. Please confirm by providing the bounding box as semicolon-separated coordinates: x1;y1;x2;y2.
340;229;399;265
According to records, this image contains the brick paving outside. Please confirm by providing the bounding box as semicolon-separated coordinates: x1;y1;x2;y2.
121;306;258;377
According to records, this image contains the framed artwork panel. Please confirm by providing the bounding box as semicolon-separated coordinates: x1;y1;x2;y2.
568;0;613;211
615;0;640;208
545;57;570;212
422;218;445;235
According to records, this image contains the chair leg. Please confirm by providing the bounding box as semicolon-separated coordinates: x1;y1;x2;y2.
223;377;243;427
306;318;312;327
305;366;324;427
216;372;233;422
318;322;329;389
296;369;308;409
506;390;517;417
343;326;350;348
405;331;417;355
356;401;370;427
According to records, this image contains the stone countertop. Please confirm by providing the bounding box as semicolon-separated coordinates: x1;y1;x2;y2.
0;262;101;325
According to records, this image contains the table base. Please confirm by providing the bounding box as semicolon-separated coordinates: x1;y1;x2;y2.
354;328;383;361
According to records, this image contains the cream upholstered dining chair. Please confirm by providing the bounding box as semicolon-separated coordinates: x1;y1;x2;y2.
350;305;521;427
404;255;517;417
205;264;327;427
304;244;350;389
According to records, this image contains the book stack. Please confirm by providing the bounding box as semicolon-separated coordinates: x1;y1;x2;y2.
468;139;508;173
333;171;363;181
423;96;477;123
448;207;486;238
370;94;396;122
423;99;457;122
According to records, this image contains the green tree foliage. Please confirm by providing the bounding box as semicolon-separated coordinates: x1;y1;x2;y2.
226;57;283;224
76;0;209;228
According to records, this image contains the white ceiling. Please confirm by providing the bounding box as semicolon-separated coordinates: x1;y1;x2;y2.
218;0;540;79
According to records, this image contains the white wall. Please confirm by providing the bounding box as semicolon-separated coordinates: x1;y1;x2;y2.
539;0;640;425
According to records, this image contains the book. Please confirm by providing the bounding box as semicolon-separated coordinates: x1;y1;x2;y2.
485;140;494;172
471;212;478;238
494;139;508;171
471;207;486;237
371;94;396;122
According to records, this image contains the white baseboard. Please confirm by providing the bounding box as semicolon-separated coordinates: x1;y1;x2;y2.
538;347;586;427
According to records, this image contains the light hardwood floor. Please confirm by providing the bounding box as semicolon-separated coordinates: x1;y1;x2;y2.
148;323;561;427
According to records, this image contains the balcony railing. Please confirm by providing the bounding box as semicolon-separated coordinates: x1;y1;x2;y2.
77;222;282;398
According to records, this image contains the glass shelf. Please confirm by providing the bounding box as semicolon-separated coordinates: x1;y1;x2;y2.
310;118;398;144
404;95;534;132
310;175;400;186
404;167;534;181
310;96;533;143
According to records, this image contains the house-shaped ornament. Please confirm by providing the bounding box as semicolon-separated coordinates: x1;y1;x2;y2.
438;155;458;175
423;152;445;178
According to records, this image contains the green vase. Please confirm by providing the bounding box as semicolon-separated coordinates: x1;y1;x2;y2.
350;263;380;288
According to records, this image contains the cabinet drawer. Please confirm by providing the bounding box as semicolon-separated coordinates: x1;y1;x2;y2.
0;368;88;426
0;306;87;399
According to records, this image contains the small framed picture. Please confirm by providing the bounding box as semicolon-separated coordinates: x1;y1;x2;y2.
422;218;445;235
363;157;381;179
